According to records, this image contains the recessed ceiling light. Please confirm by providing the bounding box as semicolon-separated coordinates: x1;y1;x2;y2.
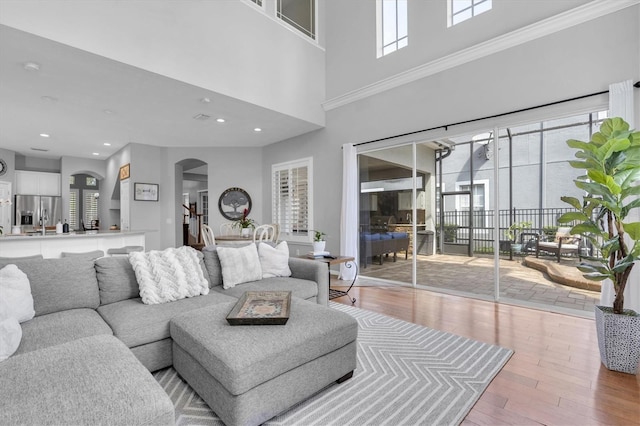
92;152;100;156
254;128;262;132
216;118;226;123
23;62;41;72
103;109;115;115
39;133;50;138
200;97;211;104
103;142;111;146
41;95;58;102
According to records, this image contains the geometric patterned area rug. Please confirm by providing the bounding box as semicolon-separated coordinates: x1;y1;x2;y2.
154;302;513;426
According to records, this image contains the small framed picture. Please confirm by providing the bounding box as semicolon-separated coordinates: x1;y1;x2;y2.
134;183;159;201
119;163;130;180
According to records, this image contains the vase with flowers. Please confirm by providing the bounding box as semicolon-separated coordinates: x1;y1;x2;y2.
233;208;256;237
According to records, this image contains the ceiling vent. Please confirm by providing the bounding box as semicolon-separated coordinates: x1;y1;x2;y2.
30;147;49;152
193;114;210;121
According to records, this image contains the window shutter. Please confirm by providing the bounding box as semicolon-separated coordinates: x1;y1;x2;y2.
69;190;78;229
84;191;99;224
272;158;312;241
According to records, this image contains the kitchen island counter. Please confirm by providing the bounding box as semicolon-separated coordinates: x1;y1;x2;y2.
0;230;148;258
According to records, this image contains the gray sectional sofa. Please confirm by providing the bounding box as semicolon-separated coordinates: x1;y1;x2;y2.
0;249;332;425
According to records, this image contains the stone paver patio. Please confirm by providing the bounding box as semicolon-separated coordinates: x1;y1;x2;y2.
353;253;600;314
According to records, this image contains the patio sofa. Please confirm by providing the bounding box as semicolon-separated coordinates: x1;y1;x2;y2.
360;231;409;268
0;246;335;425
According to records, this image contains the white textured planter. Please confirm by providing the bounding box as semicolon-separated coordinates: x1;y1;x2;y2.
313;241;326;253
241;228;251;238
594;305;640;375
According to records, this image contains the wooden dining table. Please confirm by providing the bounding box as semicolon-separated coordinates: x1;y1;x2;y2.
215;235;255;246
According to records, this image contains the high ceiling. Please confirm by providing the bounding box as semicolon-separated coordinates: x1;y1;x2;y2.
0;25;322;160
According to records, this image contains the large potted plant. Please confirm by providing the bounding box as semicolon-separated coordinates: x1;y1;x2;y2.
558;117;640;374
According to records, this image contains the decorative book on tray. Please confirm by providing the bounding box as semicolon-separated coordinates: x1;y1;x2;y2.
226;291;292;325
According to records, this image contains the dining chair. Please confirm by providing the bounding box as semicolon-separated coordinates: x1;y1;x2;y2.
201;224;216;247
219;222;236;236
253;224;276;243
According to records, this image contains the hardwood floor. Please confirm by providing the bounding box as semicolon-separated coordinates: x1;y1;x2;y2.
330;284;640;426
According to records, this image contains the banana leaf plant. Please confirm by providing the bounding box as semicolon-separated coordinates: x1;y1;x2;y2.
558;117;640;314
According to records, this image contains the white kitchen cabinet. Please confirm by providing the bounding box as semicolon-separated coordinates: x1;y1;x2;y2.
398;191;426;210
15;171;61;196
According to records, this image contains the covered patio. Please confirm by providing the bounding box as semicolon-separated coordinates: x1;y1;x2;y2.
353;253;600;314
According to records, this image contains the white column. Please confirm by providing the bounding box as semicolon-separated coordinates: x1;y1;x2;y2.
605;80;638;312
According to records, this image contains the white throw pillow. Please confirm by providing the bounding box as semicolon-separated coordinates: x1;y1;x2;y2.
258;241;291;278
0;264;35;323
217;243;263;289
0;297;22;362
129;246;209;305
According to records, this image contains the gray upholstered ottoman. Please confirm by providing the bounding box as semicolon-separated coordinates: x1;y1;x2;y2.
170;297;358;426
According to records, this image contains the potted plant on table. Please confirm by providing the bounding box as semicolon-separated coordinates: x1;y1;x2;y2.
558;117;640;374
505;221;532;253
312;230;327;253
233;208;256;238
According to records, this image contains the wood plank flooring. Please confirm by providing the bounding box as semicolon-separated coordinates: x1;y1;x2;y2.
330;284;640;425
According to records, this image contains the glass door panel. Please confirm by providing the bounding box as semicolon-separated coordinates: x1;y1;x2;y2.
497;111;606;314
358;146;416;285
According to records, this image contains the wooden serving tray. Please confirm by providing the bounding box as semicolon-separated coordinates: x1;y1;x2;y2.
226;291;292;325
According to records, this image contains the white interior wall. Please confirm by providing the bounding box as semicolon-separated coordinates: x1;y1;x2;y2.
0;0;325;125
326;0;591;99
264;4;640;259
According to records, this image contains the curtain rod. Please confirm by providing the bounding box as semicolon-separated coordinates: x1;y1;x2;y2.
353;81;640;148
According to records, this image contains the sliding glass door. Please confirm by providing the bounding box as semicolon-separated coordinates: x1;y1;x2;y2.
356;109;606;316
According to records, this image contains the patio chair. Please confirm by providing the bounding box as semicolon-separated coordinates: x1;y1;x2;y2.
535;227;581;263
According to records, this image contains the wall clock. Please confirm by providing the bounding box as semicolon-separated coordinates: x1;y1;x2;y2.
0;159;7;176
218;187;252;220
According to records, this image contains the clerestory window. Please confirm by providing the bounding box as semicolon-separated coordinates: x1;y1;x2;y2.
449;0;492;27
277;0;316;40
377;0;408;58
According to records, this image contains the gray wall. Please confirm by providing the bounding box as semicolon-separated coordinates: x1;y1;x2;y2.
263;5;640;255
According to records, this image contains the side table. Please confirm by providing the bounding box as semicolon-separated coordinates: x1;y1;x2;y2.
300;255;357;304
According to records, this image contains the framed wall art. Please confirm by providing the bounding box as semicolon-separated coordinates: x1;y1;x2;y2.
119;163;130;180
218;187;251;220
134;183;159;201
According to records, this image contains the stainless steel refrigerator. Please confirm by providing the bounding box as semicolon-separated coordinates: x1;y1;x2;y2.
14;195;62;231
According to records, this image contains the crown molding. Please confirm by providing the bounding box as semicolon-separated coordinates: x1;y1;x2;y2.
322;0;639;111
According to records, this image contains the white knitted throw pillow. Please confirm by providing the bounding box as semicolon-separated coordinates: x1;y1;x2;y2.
129;246;209;305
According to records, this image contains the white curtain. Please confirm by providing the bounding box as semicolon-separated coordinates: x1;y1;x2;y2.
603;80;639;312
339;143;358;280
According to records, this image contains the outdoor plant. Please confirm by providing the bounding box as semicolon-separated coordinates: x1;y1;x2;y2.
443;224;458;242
558;117;640;314
233;208;256;230
542;225;559;240
505;221;532;243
